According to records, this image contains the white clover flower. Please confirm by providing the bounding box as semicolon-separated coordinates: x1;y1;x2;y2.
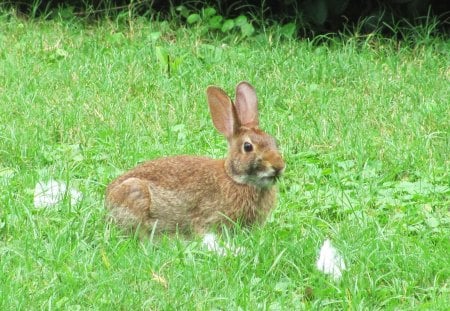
34;180;82;208
202;233;244;256
202;233;226;256
316;239;346;280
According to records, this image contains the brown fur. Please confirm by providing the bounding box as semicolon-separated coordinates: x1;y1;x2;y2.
105;82;284;235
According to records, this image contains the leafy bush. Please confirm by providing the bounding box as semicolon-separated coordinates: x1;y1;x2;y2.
1;0;449;36
175;5;255;37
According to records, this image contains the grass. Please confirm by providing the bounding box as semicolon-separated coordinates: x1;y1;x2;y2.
0;9;449;310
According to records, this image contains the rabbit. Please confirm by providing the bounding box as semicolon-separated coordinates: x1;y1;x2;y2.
105;81;285;236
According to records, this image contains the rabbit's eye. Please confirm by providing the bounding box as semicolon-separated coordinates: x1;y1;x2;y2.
243;142;253;152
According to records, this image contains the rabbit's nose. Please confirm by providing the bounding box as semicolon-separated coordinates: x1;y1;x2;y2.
273;163;285;178
273;165;285;177
265;151;285;174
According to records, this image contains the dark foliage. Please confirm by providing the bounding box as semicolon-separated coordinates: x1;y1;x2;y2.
2;0;449;35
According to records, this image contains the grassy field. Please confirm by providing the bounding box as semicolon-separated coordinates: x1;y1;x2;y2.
0;10;449;310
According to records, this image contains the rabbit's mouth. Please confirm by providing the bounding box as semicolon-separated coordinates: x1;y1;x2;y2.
254;168;283;187
227;160;283;187
259;175;277;186
231;169;279;188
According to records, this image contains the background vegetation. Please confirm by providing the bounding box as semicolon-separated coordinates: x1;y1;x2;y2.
3;0;450;35
0;2;449;310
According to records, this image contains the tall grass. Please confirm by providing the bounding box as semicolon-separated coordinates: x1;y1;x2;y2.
0;8;449;310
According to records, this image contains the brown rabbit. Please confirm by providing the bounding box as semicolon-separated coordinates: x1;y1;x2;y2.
105;82;285;235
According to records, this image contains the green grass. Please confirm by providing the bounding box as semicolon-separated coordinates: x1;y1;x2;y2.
1;11;449;310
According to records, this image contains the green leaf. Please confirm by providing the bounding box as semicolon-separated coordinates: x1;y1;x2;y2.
171;56;183;73
203;7;217;18
234;15;248;27
57;6;75;20
175;5;190;18
274;280;291;292
187;13;201;24
425;216;440;228
221;19;235;32
240;23;255;37
108;32;124;44
148;31;161;42
288;183;301;195
280;22;297;38
65;144;84;162
208;15;223;29
155;46;169;67
172;124;187;142
337;160;355;170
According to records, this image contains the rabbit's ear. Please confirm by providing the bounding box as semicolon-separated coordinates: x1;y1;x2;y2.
235;82;259;128
207;86;239;139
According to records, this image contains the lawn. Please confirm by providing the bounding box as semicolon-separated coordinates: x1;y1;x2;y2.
0;10;449;310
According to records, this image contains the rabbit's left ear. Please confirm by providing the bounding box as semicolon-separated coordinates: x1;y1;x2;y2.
207;86;239;140
234;81;259;128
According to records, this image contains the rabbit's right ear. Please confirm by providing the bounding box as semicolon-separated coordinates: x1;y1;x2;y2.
235;82;259;128
207;86;239;139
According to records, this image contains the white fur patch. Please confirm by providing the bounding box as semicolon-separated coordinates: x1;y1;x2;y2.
257;167;275;179
230;174;248;184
